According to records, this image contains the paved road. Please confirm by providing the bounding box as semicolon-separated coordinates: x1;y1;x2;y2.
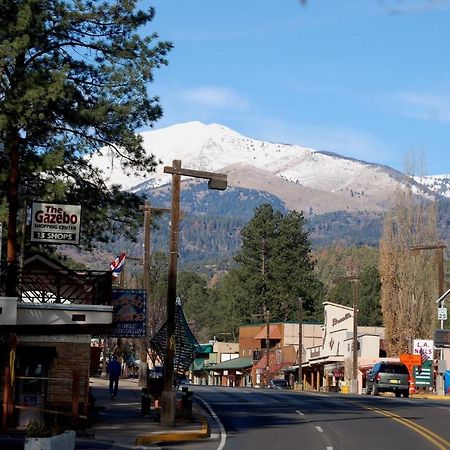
191;386;450;450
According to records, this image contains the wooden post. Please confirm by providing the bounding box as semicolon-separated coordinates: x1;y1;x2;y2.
161;160;181;427
2;367;11;431
72;370;80;427
298;297;303;389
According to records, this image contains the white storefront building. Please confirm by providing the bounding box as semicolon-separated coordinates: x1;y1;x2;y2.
301;302;385;393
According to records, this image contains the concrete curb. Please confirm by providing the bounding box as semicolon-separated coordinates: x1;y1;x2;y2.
411;394;450;400
134;417;210;445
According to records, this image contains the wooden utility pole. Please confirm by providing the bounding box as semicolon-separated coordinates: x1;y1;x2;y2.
298;297;303;389
410;242;448;396
137;203;170;387
410;243;447;297
160;160;227;427
264;306;270;379
333;275;359;394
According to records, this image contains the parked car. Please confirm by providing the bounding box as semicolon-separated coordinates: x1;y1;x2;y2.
366;362;410;398
268;379;290;390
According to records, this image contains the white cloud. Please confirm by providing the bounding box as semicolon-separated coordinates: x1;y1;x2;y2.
181;86;249;111
392;91;450;123
380;0;450;14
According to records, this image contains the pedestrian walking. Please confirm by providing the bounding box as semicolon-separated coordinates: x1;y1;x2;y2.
108;356;122;399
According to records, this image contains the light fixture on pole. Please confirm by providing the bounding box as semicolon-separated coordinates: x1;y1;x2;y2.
160;160;227;427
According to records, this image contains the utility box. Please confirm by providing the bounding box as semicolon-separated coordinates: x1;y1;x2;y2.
0;297;17;325
438;359;447;374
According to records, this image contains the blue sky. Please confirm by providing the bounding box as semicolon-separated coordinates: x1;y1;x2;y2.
146;0;450;175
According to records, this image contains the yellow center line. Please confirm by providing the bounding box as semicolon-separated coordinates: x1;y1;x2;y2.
355;402;450;450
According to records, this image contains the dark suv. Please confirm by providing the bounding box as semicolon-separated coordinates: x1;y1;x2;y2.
366;362;410;398
268;379;290;390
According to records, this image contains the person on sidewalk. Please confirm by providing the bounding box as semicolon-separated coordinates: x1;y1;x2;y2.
107;356;122;399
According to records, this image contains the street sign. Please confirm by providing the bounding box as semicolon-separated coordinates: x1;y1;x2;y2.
438;307;447;321
400;353;421;366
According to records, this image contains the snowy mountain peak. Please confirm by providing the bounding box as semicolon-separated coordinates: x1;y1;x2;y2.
91;121;447;214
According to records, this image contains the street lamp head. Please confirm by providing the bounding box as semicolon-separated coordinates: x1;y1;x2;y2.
208;176;227;191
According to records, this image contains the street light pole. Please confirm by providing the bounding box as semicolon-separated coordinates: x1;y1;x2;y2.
160;160;227;427
264;306;270;383
297;297;303;390
333;275;359;394
160;161;182;427
138;203;170;387
410;242;447;395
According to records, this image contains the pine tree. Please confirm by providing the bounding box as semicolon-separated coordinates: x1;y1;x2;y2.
0;0;172;278
234;204;323;322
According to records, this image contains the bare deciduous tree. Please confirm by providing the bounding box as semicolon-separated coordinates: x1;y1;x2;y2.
379;178;439;355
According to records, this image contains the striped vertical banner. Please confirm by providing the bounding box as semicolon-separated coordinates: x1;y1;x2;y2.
413;360;433;387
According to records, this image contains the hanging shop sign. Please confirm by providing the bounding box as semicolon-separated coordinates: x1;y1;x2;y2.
111;289;147;338
31;202;81;245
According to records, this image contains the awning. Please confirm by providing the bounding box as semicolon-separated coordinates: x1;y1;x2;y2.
192;358;205;371
205;357;253;371
254;325;282;340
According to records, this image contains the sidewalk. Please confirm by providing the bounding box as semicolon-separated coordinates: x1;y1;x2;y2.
76;377;210;449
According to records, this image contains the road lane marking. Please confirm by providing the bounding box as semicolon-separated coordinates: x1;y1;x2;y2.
359;403;450;450
295;409;305;416
315;426;323;432
195;396;227;450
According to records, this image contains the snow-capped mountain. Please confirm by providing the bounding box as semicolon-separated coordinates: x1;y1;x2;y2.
413;174;450;198
91;121;445;215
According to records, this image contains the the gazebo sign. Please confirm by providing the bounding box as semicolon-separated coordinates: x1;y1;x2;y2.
31;202;81;245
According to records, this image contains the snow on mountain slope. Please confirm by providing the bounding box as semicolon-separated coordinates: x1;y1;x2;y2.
413;174;450;198
90;121;443;214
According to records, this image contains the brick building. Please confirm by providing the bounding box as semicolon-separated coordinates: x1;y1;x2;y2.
0;254;113;430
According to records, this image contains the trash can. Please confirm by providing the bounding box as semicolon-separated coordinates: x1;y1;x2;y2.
141;388;152;415
181;388;193;417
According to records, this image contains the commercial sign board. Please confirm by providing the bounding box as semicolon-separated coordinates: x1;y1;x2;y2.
413;339;434;360
111;289;147;338
413;360;433;387
400;353;421;367
435;329;450;348
31;202;81;245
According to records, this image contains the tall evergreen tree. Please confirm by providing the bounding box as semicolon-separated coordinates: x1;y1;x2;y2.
234;204;323;322
0;0;172;273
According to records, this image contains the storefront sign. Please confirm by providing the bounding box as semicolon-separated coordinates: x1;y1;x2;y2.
413;339;434;360
111;289;147;337
332;312;352;327
31;202;81;245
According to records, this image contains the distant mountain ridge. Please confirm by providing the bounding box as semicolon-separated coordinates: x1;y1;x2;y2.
81;122;449;270
92;121;448;217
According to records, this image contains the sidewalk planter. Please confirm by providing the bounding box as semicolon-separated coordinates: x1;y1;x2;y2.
24;430;76;450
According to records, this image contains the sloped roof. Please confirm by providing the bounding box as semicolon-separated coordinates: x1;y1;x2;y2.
206;357;254;371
